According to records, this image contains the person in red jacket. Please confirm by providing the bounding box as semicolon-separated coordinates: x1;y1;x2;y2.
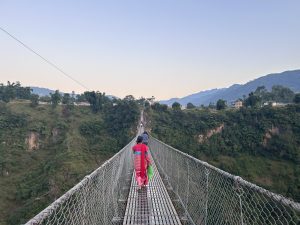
132;136;151;189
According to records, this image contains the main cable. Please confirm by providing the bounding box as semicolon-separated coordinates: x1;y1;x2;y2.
0;26;89;90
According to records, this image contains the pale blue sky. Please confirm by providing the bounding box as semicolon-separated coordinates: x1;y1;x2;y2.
1;1;300;100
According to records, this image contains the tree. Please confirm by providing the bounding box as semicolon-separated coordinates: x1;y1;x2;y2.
104;98;139;145
254;86;268;102
62;93;72;105
151;102;168;112
84;91;99;112
216;99;226;110
61;93;74;117
271;85;294;103
84;91;110;112
187;102;196;109
30;94;39;107
172;102;181;110
15;81;31;99
39;96;51;103
0;84;5;102
245;92;261;108
50;90;61;108
136;97;146;107
76;94;86;102
71;91;76;99
124;95;135;101
144;101;150;110
294;93;300;104
0;81;32;103
254;86;267;95
0;82;16;103
208;102;216;109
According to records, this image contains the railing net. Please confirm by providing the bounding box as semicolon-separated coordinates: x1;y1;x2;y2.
25;138;135;225
149;137;300;225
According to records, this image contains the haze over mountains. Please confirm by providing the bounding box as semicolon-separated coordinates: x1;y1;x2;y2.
160;70;300;106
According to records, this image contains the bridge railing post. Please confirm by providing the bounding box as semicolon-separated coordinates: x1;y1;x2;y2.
204;167;210;225
163;145;167;178
102;167;107;225
234;176;244;225
185;159;190;217
112;158;119;220
176;153;180;194
170;148;173;185
82;175;92;225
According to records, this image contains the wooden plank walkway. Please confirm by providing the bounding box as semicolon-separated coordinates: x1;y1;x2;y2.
123;153;182;225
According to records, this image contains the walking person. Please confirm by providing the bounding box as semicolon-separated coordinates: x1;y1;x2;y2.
132;136;151;189
141;131;149;145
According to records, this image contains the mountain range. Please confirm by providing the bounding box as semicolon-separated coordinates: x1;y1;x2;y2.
30;87;116;99
30;87;57;96
160;70;300;106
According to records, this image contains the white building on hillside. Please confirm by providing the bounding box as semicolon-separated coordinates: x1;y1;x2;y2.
232;100;243;109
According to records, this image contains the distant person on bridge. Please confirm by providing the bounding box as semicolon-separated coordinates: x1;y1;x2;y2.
141;131;149;145
132;136;151;189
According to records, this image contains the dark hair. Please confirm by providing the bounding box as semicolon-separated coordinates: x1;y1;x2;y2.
136;136;143;143
143;131;148;135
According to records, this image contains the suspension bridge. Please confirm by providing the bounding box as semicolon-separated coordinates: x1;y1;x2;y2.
25;128;300;225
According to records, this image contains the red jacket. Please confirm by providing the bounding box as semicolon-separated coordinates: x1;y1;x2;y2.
132;143;150;178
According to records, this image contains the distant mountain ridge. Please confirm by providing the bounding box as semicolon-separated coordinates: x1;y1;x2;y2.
31;87;116;99
31;87;56;96
160;70;300;106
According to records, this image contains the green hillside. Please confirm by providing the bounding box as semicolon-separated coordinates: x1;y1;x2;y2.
0;100;139;225
146;103;300;202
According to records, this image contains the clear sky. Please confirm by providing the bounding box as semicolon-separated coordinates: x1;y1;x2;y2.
1;1;300;100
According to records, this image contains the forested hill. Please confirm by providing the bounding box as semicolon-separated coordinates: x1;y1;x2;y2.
146;103;300;202
0;97;140;225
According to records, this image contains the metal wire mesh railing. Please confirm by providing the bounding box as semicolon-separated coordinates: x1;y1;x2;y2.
149;137;300;225
25;132;300;225
25;138;136;225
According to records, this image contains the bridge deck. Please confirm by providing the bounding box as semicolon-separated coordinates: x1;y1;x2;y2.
123;154;181;225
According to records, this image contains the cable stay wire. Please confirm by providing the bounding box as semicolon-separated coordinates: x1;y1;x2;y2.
0;26;89;91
